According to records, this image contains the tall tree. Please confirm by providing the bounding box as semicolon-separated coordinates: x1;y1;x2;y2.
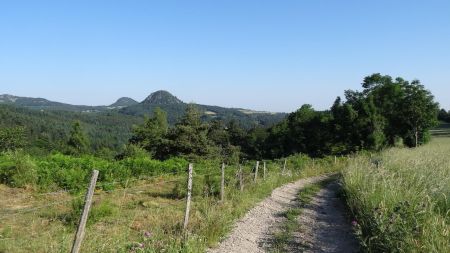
207;119;229;148
129;107;169;158
67;121;90;154
168;104;212;159
437;109;450;123
227;119;247;148
398;80;439;147
361;74;438;147
0;126;27;152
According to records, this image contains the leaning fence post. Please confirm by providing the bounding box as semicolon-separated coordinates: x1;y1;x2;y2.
263;161;266;180
254;161;259;183
239;165;244;192
71;170;99;253
220;162;225;202
183;163;193;231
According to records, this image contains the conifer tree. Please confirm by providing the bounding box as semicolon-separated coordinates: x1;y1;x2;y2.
67;121;89;154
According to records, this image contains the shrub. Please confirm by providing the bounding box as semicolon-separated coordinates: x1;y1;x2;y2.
0;151;38;188
63;198;118;228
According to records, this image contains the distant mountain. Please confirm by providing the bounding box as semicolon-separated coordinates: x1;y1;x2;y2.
109;97;138;108
0;94;108;112
142;90;182;105
120;90;286;128
1;90;286;128
0;94;69;107
0;90;287;154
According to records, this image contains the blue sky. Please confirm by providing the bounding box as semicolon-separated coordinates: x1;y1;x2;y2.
1;0;449;112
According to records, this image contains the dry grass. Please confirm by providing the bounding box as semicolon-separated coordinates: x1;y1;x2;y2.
0;159;342;253
341;137;450;252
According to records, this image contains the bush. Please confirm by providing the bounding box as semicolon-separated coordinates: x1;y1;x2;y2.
172;173;222;199
120;156;188;178
0;151;38;188
63;198;118;227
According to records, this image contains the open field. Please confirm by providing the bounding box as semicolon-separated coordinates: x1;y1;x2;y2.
0;156;342;253
341;137;450;252
430;122;450;137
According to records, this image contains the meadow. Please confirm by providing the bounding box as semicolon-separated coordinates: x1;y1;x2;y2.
341;137;450;252
0;153;342;253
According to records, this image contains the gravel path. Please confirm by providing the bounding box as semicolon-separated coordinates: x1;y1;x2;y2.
293;181;360;253
207;174;331;253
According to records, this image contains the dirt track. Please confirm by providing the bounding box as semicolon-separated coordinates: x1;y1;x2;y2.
292;181;360;252
208;175;359;253
207;175;330;253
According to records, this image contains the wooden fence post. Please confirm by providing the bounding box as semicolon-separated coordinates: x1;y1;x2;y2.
263;161;266;180
183;163;193;231
334;155;337;164
71;170;99;253
282;159;287;174
254;161;259;183
239;165;244;192
220;162;225;202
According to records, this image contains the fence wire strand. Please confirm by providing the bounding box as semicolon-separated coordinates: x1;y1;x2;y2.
0;162;280;220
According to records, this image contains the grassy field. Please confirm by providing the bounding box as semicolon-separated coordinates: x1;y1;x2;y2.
0;156;342;253
341;137;450;252
430;122;450;137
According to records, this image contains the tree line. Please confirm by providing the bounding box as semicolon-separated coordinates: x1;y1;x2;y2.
438;109;450;123
125;73;439;160
0;73;440;161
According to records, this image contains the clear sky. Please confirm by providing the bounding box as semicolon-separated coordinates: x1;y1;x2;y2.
1;0;449;112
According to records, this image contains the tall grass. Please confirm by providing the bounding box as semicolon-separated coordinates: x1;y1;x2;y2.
0;153;343;252
341;138;450;252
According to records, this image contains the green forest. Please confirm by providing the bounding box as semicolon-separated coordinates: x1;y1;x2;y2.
0;73;442;192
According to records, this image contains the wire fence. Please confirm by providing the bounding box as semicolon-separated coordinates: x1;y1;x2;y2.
0;161;276;218
0;157;344;252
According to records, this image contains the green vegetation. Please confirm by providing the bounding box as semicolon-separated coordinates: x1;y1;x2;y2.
1;75;440;160
438;109;450;123
0;104;143;155
0;90;285;158
0;73;446;252
0;151;189;192
430;122;450;138
67;121;90;155
263;74;439;158
0;154;341;252
0;126;27;152
341;138;450;252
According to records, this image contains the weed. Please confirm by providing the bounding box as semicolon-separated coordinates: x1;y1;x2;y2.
341;137;450;252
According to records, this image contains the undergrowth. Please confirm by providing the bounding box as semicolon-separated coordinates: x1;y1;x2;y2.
0;154;344;252
341;138;450;253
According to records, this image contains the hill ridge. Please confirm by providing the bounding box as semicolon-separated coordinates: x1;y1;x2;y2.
142;90;183;105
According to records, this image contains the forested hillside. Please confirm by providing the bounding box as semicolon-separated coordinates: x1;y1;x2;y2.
119;90;287;127
0;90;286;156
0;105;142;155
0;74;440;160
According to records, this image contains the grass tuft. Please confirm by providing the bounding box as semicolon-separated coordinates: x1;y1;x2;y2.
341;137;450;253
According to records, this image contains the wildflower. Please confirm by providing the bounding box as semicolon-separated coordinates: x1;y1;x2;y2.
144;230;152;238
351;220;358;226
